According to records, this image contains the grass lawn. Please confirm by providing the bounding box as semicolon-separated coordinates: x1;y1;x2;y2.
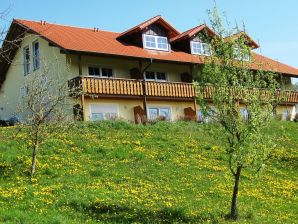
0;121;297;223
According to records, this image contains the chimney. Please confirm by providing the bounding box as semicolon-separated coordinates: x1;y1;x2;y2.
93;27;100;32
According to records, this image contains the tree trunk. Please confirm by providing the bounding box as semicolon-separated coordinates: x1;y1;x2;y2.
230;166;242;220
30;143;38;177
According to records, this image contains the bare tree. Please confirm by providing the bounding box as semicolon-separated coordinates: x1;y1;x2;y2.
16;60;75;177
0;5;31;72
194;5;279;220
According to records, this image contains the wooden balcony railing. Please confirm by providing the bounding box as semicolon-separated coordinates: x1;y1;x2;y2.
145;81;195;98
69;76;298;103
69;76;196;99
197;85;298;103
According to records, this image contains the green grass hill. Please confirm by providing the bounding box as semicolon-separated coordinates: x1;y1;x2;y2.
0;121;297;223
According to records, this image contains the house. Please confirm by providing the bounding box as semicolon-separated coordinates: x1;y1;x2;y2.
0;15;298;123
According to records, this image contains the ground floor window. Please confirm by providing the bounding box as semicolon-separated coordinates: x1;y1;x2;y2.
197;110;204;122
148;107;171;120
240;108;249;120
282;109;290;120
89;104;118;121
197;109;217;123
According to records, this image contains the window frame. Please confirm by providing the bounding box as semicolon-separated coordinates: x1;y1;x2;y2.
32;40;40;71
20;85;29;98
240;108;249;120
89;103;119;121
87;65;115;78
143;34;169;51
233;47;250;62
23;45;30;76
190;41;212;56
147;106;171;121
144;71;168;82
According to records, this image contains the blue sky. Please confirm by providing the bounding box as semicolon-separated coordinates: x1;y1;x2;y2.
2;0;298;83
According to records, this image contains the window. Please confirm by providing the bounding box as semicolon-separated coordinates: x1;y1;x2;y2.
20;86;28;98
234;48;250;61
191;41;211;56
282;109;289;121
197;109;216;123
197;110;204;122
32;41;40;70
89;104;118;121
144;34;169;51
23;46;30;75
145;71;167;81
88;67;100;76
148;107;171;120
101;68;113;77
88;66;114;77
240;108;249;120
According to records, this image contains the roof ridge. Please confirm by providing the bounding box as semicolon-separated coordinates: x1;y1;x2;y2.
14;18;121;35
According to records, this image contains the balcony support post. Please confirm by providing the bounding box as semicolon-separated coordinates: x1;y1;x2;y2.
80;77;85;121
142;79;148;120
193;97;198;121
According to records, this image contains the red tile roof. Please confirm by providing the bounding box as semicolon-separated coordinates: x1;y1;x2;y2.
12;19;298;77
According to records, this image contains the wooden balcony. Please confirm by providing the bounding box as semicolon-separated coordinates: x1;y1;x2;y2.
69;76;298;104
198;86;298;104
69;76;196;100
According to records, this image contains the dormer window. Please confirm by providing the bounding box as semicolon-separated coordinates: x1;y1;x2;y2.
143;34;169;51
191;41;211;56
234;48;250;61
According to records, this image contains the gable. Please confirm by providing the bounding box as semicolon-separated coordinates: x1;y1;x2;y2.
118;15;180;41
143;24;168;37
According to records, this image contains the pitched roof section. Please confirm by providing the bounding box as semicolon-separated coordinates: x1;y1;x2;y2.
118;15;180;39
170;24;216;43
8;19;298;77
252;52;298;76
14;19;201;64
228;31;260;49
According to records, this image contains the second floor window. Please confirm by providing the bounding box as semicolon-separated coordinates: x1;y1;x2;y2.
144;34;169;51
145;71;167;81
88;66;113;78
191;41;211;56
234;48;250;61
33;41;40;70
23;46;30;75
